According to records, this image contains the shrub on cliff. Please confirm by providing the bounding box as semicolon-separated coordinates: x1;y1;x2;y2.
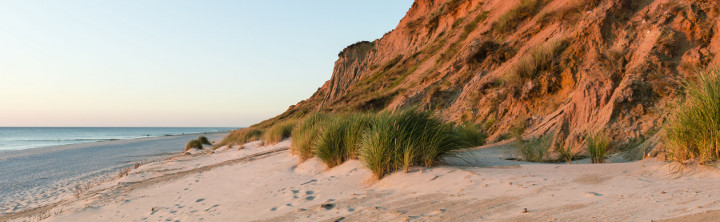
494;0;543;34
665;69;720;164
185;139;203;152
263;119;297;145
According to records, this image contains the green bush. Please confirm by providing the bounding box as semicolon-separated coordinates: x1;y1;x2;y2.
290;113;330;161
263;119;297;144
453;122;488;147
516;135;551;162
665;69;720;164
587;131;612;163
185;139;203;152
198;136;211;145
359;110;461;179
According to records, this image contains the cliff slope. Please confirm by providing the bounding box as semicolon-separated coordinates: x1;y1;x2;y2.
262;0;720;150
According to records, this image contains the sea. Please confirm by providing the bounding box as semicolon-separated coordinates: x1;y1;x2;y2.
0;127;235;151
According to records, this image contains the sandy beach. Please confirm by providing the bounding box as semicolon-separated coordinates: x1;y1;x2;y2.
4;139;716;222
0;132;227;219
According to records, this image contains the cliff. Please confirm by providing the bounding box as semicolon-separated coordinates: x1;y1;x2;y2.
261;0;720;150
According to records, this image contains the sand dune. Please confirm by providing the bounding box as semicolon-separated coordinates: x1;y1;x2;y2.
11;140;720;221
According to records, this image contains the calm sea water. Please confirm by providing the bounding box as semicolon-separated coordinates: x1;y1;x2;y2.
0;127;236;151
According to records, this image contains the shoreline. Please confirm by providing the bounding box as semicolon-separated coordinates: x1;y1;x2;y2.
0;132;228;217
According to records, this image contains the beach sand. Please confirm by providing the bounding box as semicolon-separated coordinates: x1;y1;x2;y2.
6;140;720;221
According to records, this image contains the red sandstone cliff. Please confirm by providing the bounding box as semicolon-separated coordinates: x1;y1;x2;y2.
263;0;720;151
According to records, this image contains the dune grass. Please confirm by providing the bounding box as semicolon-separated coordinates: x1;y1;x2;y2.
516;135;551;162
263;119;297;144
587;131;612;163
665;69;720;164
315;113;376;167
219;128;264;147
291;113;331;161
453;122;488;148
555;145;579;164
185;139;203;152
287;110;482;179
198;136;211;145
359;110;462;179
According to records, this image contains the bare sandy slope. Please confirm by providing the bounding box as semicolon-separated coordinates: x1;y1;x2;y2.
28;140;720;222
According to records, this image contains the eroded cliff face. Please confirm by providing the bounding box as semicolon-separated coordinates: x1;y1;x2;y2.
263;0;720;149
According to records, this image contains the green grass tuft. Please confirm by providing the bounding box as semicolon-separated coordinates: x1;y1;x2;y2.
665;69;720;164
587;131;612;164
185;139;203;152
516;135;551;162
198;136;211;145
218;128;264;147
263;119;297;145
453;122;488;147
555;145;579;164
290;113;330;161
359;110;461;179
314;113;375;168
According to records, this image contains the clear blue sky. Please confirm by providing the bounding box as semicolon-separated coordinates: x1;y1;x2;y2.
0;1;412;127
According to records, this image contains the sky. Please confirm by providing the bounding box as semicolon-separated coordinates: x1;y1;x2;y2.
0;1;413;127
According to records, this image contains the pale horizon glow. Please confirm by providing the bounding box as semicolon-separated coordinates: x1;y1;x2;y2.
0;1;412;127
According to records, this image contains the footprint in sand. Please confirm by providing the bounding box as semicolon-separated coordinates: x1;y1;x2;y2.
584;192;603;197
196;198;205;202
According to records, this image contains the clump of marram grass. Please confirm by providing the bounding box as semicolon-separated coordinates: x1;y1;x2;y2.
218;128;264;147
263;119;297;144
315;118;349;167
185;139;203;152
315;113;375;167
587;131;612;164
198;136;211;145
515;135;552;162
555;145;580;164
359;110;461;179
665;69;720;164
291;113;331;161
453;122;488;147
